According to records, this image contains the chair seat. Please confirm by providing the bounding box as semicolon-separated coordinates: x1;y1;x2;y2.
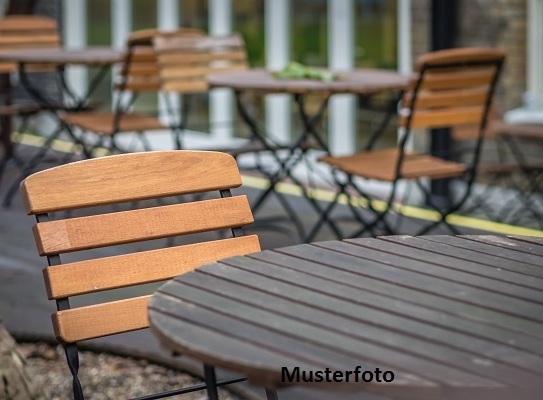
320;148;467;181
60;112;165;136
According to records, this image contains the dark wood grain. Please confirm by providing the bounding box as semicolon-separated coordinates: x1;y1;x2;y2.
148;235;543;399
379;236;543;283
421;235;543;267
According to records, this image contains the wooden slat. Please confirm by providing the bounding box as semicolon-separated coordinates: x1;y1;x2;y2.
0;35;59;46
114;80;162;92
60;112;163;135
21;151;243;214
508;235;543;247
422;236;543;268
320;149;466;181
160;64;246;79
379;236;543;284
342;239;543;302
121;64;159;76
308;241;543;322
33;196;253;255
157;51;247;65
402;106;484;129
44;235;260;299
230;252;543;352
0;16;58;31
415;69;495;91
153;33;248;95
154;34;245;53
403;88;488;109
460;235;543;257
173;271;543;376
259;247;543;336
415;47;506;69
162;80;209;93
157;277;522;388
53;296;150;343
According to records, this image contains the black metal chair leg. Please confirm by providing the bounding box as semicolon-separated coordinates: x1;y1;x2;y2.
265;389;279;400
204;364;219;400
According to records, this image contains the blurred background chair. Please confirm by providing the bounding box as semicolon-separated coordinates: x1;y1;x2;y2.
20;150;278;400
59;28;203;157
308;47;506;240
0;15;61;188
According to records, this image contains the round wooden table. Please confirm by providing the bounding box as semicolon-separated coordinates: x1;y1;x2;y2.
149;234;543;400
208;68;409;95
0;47;122;66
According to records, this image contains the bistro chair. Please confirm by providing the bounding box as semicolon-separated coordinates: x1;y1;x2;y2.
153;31;289;156
20;150;279;400
59;28;202;157
307;48;506;240
152;32;247;150
0;15;62;187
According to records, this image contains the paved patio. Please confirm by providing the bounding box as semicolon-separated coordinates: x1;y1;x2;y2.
1;143;542;400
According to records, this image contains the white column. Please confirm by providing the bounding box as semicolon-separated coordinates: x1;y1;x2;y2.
110;0;132;111
328;0;355;156
528;0;543;108
62;0;87;98
158;0;180;124
265;0;291;145
158;0;179;30
397;0;413;150
397;0;412;76
111;0;132;50
209;0;233;143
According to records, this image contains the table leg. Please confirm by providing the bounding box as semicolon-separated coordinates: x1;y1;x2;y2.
203;364;219;400
233;91;309;239
265;388;279;400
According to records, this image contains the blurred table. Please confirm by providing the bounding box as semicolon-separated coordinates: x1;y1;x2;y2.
149;234;543;400
0;47;122;110
208;69;408;239
0;47;122;205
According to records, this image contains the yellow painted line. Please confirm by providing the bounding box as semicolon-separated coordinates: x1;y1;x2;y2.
242;174;543;237
16;132;543;237
13;132;81;154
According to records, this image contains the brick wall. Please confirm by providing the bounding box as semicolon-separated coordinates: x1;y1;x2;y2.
410;0;527;113
456;0;526;112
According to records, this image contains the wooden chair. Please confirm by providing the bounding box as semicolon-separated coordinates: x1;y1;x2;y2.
0;15;62;186
20;150;280;400
59;28;202;157
308;48;506;239
153;32;248;150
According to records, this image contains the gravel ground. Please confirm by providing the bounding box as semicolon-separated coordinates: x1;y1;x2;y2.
17;342;245;400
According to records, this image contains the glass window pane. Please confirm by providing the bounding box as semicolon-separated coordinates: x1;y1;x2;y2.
291;0;327;66
234;0;264;67
355;0;397;69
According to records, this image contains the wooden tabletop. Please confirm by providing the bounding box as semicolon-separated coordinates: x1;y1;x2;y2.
0;47;123;66
207;68;409;95
148;235;543;399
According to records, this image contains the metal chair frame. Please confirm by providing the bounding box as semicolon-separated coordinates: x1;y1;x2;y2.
307;50;505;240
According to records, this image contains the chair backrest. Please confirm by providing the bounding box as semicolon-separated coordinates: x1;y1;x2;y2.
21;151;260;345
116;28;204;94
400;48;505;134
0;15;61;73
153;32;248;94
